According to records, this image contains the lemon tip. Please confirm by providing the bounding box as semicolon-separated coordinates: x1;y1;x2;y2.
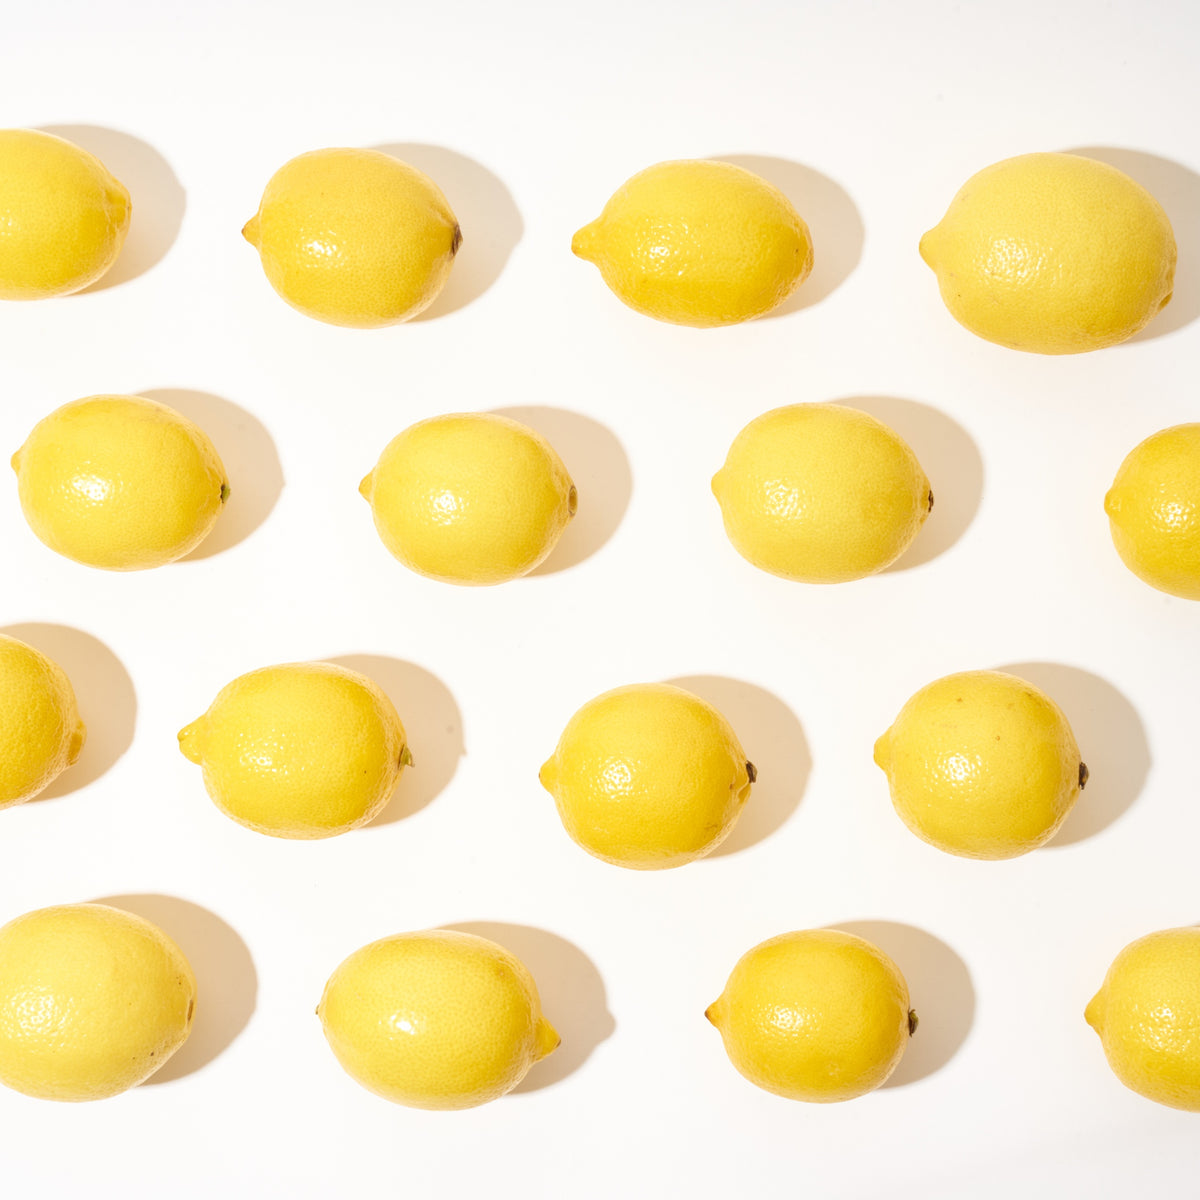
241;215;260;247
571;222;598;262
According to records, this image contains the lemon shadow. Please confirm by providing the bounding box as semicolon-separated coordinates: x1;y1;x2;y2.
1;623;135;799
92;894;256;1084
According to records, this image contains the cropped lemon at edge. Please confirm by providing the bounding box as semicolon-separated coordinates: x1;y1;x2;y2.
706;929;915;1103
920;152;1176;354
712;403;933;583
243;147;461;328
360;412;577;585
539;682;755;869
874;669;1087;860
12;394;229;570
0;903;195;1101
178;661;410;839
318;928;559;1110
0;129;131;300
572;159;813;327
1105;423;1200;600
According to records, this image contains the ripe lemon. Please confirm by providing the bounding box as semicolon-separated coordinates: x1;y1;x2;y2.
1105;423;1200;599
1087;927;1200;1111
12;394;229;570
0;634;86;808
178;661;410;839
360;413;576;585
920;152;1176;354
243;148;461;327
0;129;130;299
572;159;813;327
712;403;932;583
0;903;195;1101
707;929;915;1102
318;928;559;1109
874;670;1087;859
539;682;754;869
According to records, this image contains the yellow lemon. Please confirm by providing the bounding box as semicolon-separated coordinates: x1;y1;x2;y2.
920;152;1176;354
0;129;130;299
0;903;195;1101
243;148;460;327
178;661;410;839
1105;423;1200;600
707;929;915;1102
360;413;576;585
12;394;229;570
712;403;932;583
0;634;86;808
318;928;559;1109
572;159;812;327
539;682;754;869
1086;927;1200;1111
874;670;1087;859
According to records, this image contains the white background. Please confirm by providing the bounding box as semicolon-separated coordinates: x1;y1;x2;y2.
1;1;1198;1195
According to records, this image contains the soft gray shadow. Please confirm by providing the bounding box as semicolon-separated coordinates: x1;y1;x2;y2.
666;675;809;855
1;623;135;798
326;655;463;826
832;920;974;1087
492;406;631;573
714;155;863;314
837;396;983;570
142;388;283;558
370;144;522;318
92;894;256;1083
1068;147;1200;342
1000;662;1150;845
41;125;185;290
445;921;613;1092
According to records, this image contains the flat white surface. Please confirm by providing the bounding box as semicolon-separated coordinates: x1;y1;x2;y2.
1;1;1198;1195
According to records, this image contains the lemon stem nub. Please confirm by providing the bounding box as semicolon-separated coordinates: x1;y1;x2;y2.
220;483;231;504
908;1010;919;1036
746;761;757;784
1079;762;1089;789
927;490;935;512
450;225;463;256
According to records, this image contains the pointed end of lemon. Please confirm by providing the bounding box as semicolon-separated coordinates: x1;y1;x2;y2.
918;227;939;269
704;1000;723;1028
535;1016;561;1061
10;447;22;475
67;721;87;765
241;215;261;248
1085;991;1104;1033
567;485;578;519
908;1009;919;1037
358;472;374;502
1103;489;1119;518
177;719;206;765
450;223;463;257
538;758;557;795
711;470;727;503
872;730;892;771
399;745;414;769
571;221;600;262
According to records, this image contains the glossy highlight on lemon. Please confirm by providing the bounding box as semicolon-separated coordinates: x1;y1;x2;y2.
573;159;812;327
178;661;410;839
319;929;559;1110
244;148;461;327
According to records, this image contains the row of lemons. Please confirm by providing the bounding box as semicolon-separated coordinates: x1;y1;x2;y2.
1;127;1198;1113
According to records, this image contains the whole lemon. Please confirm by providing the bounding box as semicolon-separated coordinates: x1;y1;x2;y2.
920;152;1176;353
318;929;559;1109
572;159;813;327
243;148;461;327
1087;927;1200;1111
360;413;576;585
712;403;932;583
12;394;229;570
0;634;86;808
0;129;130;299
874;670;1087;859
178;661;410;839
539;682;754;869
707;929;915;1103
1105;423;1200;600
0;903;195;1101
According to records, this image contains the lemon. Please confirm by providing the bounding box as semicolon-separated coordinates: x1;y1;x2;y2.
0;903;195;1101
1086;927;1200;1111
178;661;410;839
12;394;229;570
318;928;559;1109
1105;424;1200;600
0;129;130;300
572;159;813;327
712;403;932;583
920;152;1176;354
243;148;461;327
707;929;915;1102
874;670;1087;859
360;413;576;585
539;682;754;869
